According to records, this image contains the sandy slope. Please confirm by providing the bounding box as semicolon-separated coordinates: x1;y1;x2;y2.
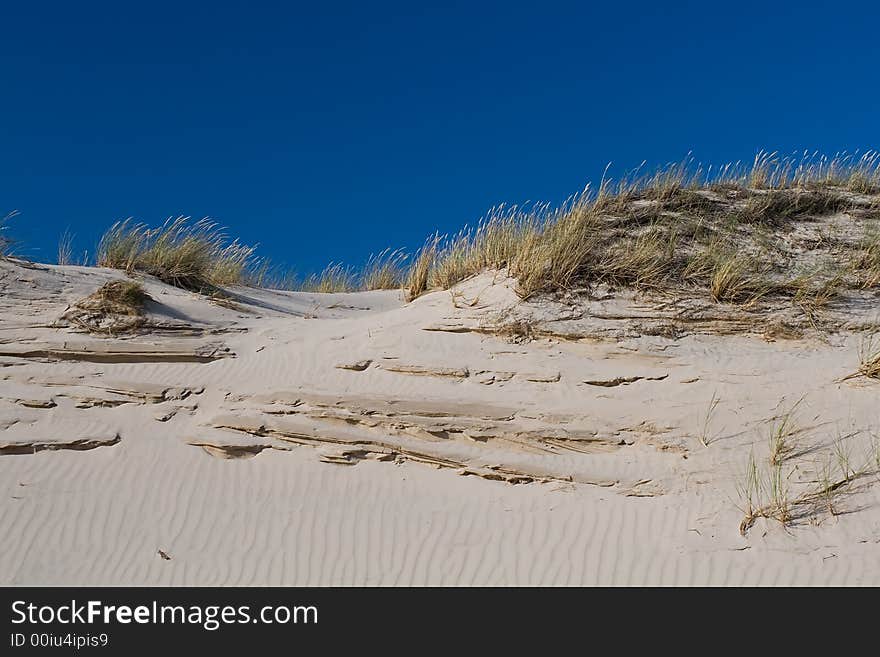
1;258;879;585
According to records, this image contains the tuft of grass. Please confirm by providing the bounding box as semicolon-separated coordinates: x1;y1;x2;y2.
816;456;838;517
766;463;792;524
57;230;75;266
427;207;541;291
852;333;880;380
739;447;874;536
405;235;438;301
63;280;150;334
748;150;777;189
1;211;20;257
735;451;762;527
788;272;844;324
844;151;880;194
510;194;602;298
491;318;538;344
597;227;679;289
832;435;855;481
300;263;357;293
97;217;257;291
851;227;880;288
98;279;149;310
244;259;299;291
737;189;850;225
361;248;408;290
695;250;771;305
737;458;794;535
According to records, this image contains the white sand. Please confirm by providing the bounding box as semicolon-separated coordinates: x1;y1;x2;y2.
1;258;879;585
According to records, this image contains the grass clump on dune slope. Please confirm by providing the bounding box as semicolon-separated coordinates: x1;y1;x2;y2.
97;216;257;291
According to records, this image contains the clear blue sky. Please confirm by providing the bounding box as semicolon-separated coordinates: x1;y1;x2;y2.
2;1;878;273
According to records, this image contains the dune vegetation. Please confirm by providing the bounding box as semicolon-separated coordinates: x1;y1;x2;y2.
96;217;258;292
61;279;150;334
40;150;880;304
1;210;19;257
402;150;880;303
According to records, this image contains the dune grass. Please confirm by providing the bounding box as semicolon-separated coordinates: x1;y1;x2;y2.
361;248;408;290
1;211;19;257
97;217;257;291
299;263;357;293
698;391;721;447
79;150;880;303
63;279;150;334
57;230;74;266
852;226;880;288
245;248;410;294
404;236;438;301
768;399;803;466
737;406;880;535
737;188;851;225
855;334;880;380
91;279;149;312
399;150;880;303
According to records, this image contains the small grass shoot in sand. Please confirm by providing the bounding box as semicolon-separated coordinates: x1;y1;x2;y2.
698;391;721;447
768;398;803;466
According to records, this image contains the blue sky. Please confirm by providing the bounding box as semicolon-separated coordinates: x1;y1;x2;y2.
2;1;878;273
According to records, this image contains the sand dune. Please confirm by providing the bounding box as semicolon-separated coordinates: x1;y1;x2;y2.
1;258;879;585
